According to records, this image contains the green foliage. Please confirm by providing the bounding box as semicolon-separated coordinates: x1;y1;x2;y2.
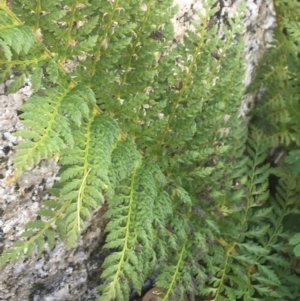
0;0;300;300
290;233;300;257
284;150;300;176
247;0;300;261
200;132;300;301
247;0;300;147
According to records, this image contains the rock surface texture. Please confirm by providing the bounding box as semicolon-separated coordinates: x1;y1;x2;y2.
0;1;276;300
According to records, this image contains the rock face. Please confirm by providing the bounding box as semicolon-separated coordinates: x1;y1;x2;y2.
0;1;275;300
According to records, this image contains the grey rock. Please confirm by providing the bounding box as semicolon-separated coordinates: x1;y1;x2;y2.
0;1;276;300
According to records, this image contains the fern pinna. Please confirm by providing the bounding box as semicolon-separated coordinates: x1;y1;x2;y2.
1;0;300;300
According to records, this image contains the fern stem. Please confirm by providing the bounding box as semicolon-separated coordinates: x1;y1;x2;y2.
18;197;73;257
90;0;119;77
0;2;19;24
212;250;231;301
116;0;155;99
77;168;91;232
0;51;49;65
34;0;41;31
158;18;208;149
61;0;78;62
161;237;188;301
110;167;137;293
75;112;97;233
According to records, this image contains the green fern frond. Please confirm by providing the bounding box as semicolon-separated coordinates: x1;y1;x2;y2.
99;164;159;301
58;112;120;247
248;1;300;147
0;6;38;85
0;9;35;57
1;111;121;260
204;129;300;301
2;0;300;300
0;198;68;264
13;83;95;178
203;131;269;300
107;140;142;200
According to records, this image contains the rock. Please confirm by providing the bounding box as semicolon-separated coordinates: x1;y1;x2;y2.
0;1;276;300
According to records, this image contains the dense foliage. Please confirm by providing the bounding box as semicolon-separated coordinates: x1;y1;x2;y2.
0;0;300;300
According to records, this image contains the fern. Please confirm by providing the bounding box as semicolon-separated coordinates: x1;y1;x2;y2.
1;0;300;300
199;131;300;301
247;0;300;266
99;164;160;301
247;0;300;147
13;83;95;177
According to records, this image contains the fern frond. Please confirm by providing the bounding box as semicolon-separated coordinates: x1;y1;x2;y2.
13;83;95;178
58;112;120;247
247;2;300;147
0;198;67;264
1;111;121;261
201;130;268;300
4;0;300;300
203;128;300;301
0;6;38;86
0;9;35;57
99;164;159;301
107;140;142;200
